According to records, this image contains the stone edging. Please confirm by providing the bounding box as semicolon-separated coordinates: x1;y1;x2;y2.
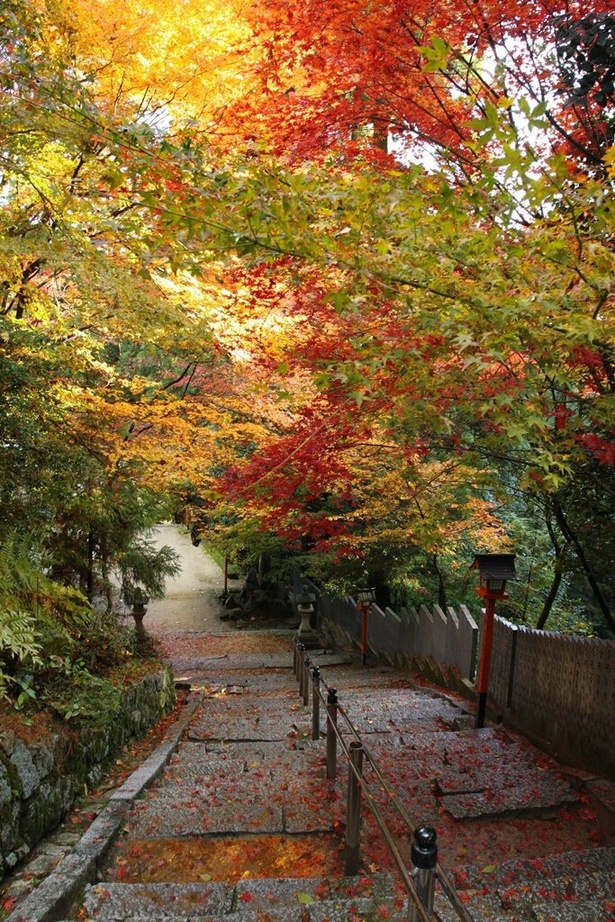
5;693;201;922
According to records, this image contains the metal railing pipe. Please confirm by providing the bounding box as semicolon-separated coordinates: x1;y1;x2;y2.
298;644;306;698
408;826;437;922
290;642;475;922
359;785;433;922
302;657;310;706
293;638;299;678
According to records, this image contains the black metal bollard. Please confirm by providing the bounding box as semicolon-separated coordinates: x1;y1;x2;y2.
326;688;338;780
408;825;437;922
312;667;321;740
344;741;364;876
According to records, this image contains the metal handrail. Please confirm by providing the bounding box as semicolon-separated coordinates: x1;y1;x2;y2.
295;641;475;922
345;748;434;922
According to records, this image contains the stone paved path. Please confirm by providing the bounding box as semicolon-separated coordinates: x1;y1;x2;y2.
71;636;614;921
4;527;615;921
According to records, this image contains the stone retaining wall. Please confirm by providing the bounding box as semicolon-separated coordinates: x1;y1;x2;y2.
0;669;175;876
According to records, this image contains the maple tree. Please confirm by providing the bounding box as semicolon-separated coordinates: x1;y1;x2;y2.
229;0;615;171
0;0;209;657
165;0;613;629
162;140;613;628
1;0;614;645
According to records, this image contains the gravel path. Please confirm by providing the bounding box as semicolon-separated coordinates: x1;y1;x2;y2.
141;523;237;633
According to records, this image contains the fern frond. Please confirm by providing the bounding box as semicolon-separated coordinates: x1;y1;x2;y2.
0;608;43;664
0;535;41;598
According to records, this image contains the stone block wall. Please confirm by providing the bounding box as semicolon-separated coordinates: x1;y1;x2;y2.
0;669;175;876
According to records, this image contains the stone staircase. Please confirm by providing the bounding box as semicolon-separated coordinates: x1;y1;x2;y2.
62;848;615;921
6;637;614;922
8;813;615;922
439;847;615;921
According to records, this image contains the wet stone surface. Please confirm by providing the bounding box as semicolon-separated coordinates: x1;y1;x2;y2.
82;881;235;918
366;728;578;820
127;799;284;837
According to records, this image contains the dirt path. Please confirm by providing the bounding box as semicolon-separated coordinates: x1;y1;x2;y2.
140;523;236;634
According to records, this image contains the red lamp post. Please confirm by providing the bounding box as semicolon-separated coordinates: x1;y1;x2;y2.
357;587;376;666
470;554;518;729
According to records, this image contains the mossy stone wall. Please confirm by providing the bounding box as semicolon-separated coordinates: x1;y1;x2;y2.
0;669;175;876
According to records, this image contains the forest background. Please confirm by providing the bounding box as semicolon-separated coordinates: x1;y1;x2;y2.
1;0;614;710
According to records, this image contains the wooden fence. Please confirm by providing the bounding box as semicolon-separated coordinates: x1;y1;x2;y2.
316;591;615;778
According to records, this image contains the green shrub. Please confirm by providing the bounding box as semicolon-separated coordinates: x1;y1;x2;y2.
43;669;122;727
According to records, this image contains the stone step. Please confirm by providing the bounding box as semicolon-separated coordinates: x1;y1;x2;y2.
78;873;405;920
452;845;615;890
122;741;339;838
364;728;578;820
63;859;615;922
437;847;615;922
436;894;611;922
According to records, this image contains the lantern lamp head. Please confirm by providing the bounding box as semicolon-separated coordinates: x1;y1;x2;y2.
470;554;517;599
297;584;316;608
356;587;377;605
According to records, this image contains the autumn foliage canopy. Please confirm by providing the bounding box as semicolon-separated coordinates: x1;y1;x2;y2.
1;0;614;633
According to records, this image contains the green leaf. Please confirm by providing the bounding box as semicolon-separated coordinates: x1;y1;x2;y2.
296;892;315;905
417;36;450;72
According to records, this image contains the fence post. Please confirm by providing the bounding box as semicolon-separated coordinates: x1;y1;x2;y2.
408;825;437;922
302;656;310;706
298;644;306;697
507;624;518;709
293;637;299;679
326;688;338;780
360;601;369;666
345;741;364;876
312;667;321;740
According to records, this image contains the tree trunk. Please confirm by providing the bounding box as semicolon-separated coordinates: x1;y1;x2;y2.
536;567;563;630
86;528;95;603
536;517;565;630
552;498;615;633
433;554;447;612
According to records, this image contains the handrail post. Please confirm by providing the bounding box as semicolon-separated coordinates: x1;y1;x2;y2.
293;638;299;678
297;643;305;697
326;688;338;780
312;667;321;740
344;741;364;876
408;826;437;922
302;656;310;706
360;602;369;666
